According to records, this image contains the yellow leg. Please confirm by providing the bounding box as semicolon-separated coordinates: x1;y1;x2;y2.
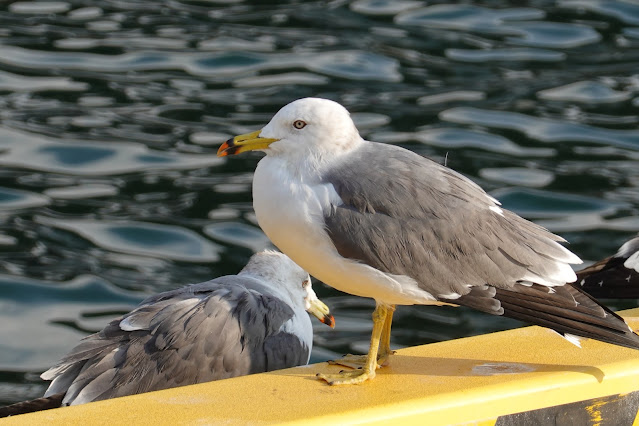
328;304;396;369
378;304;396;366
317;303;391;385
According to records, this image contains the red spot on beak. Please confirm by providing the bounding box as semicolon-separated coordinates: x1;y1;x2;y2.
322;314;336;329
217;139;233;157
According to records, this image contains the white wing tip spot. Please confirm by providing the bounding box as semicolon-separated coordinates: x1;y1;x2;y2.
489;205;504;216
623;251;639;273
487;195;502;206
562;333;583;348
119;318;137;331
438;292;461;299
616;237;639;259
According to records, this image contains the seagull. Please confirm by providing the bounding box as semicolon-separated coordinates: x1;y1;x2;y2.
575;234;639;299
0;250;334;417
218;97;639;385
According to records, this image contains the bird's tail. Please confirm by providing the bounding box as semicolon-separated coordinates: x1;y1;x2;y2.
448;282;639;350
0;393;64;418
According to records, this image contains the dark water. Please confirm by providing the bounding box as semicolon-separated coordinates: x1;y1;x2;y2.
1;0;639;405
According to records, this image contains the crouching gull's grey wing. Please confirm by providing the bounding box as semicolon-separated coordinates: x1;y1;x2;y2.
0;250;333;417
574;234;639;299
218;97;639;385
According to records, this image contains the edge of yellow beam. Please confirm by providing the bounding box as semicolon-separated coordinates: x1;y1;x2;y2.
4;308;639;426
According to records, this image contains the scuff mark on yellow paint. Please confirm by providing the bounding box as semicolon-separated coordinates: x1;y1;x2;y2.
585;400;606;426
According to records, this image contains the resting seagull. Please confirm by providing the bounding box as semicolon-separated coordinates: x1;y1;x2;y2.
0;250;334;416
218;97;639;385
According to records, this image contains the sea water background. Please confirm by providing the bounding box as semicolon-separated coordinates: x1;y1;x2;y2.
1;0;639;405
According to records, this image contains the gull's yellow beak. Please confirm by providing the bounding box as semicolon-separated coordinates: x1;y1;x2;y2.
308;299;335;328
217;130;279;157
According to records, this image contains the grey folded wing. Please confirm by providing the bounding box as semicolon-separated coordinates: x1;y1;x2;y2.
322;143;639;349
42;278;309;405
323;142;576;298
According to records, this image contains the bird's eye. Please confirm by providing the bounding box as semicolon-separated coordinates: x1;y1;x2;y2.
293;120;307;129
302;279;310;288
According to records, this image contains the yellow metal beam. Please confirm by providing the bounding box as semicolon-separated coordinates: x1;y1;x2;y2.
4;308;639;425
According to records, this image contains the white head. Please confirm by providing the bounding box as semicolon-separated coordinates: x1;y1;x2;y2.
239;250;334;327
218;98;363;167
261;98;361;155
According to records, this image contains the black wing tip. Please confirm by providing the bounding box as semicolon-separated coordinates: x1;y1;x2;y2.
454;282;639;351
0;393;64;418
575;255;639;299
575;234;639;299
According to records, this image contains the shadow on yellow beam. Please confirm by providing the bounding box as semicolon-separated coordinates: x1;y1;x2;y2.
5;308;639;426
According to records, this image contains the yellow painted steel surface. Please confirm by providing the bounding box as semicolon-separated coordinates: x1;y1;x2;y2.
4;308;639;425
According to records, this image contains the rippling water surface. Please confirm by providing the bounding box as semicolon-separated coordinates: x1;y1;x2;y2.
1;0;639;405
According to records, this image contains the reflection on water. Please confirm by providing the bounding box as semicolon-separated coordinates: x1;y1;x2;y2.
1;0;639;405
0;274;142;372
441;107;639;147
0;127;223;175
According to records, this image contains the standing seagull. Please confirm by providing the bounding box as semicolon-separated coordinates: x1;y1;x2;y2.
0;250;334;417
218;97;639;385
